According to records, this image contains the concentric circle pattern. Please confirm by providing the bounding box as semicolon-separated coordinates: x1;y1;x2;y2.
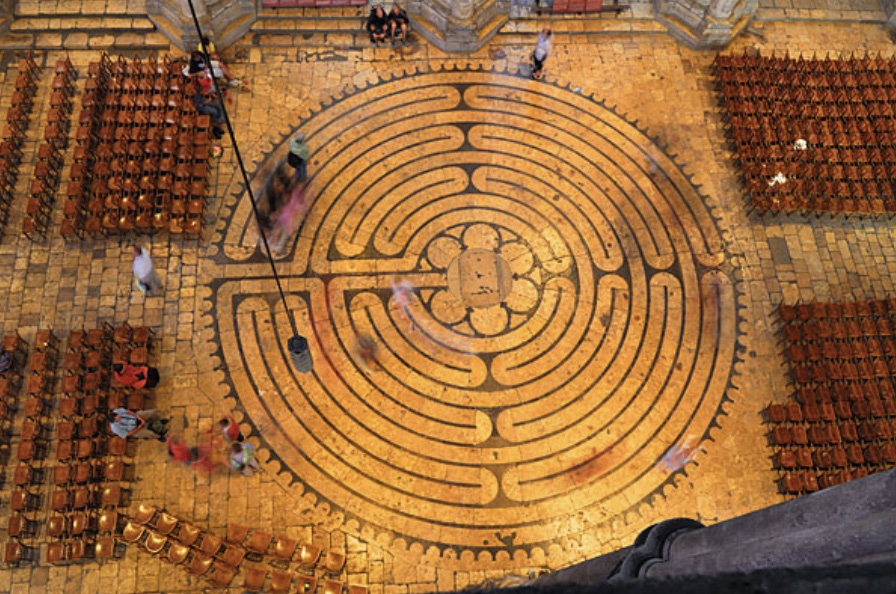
215;70;737;553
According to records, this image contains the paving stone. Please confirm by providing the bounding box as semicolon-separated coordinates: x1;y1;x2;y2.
0;3;893;594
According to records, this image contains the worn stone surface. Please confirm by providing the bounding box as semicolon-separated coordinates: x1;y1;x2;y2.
0;1;892;593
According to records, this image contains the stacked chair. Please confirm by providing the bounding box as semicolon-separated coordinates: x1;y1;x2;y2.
2;325;155;566
770;299;896;495
715;50;896;215
4;52;40;238
69;52;212;237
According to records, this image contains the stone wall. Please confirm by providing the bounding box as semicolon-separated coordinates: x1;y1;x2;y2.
883;0;896;29
655;0;757;48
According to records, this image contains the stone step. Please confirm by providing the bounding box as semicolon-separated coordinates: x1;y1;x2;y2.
3;13;169;51
258;7;368;19
10;15;157;33
0;30;171;51
240;31;371;48
251;16;366;32
499;17;667;36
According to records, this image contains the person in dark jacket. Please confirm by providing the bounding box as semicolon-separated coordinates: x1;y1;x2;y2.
367;5;389;43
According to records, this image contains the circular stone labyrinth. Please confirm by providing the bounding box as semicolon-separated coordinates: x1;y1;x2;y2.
214;69;738;557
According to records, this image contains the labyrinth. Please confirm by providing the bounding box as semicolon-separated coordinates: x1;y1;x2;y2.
211;69;739;553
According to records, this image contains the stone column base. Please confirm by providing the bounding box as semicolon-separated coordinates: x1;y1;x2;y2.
655;0;757;49
146;0;256;52
409;0;509;53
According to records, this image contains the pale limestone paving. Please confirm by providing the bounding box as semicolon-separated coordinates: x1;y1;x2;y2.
0;2;891;594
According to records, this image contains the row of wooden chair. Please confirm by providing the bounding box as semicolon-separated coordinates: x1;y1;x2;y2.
714;50;896;77
770;298;896;494
0;52;40;237
716;52;896;215
69;53;212;237
3;326;152;565
124;505;352;591
24;56;78;240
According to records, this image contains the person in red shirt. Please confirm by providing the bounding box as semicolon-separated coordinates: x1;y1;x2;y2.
112;362;160;389
167;436;192;465
217;416;244;443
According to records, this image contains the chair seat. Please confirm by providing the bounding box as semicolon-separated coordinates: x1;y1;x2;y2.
121;521;146;544
145;531;167;554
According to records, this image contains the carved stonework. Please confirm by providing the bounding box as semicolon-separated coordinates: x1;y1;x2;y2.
655;0;758;49
146;0;255;51
884;0;896;30
408;0;509;52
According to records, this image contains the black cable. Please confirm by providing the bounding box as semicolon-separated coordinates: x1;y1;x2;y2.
186;0;302;340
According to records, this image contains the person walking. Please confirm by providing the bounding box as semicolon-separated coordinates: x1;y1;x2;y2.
532;26;552;80
132;245;163;295
217;416;244;443
230;442;262;476
287;132;309;183
110;408;169;441
112;362;161;389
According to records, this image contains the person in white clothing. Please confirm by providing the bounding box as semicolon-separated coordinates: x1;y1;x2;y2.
532;27;552;80
132;245;163;295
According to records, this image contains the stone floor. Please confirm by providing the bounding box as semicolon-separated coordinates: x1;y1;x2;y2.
0;4;895;594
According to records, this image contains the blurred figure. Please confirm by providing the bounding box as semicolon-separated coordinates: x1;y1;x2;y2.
112;362;160;389
230;442;262;476
531;27;552;80
217;415;244;443
659;437;698;472
354;333;380;374
269;182;312;252
287;132;309;183
390;276;416;332
166;436;193;465
132;244;163;295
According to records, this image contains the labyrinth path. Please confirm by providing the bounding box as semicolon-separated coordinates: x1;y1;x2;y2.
209;69;738;553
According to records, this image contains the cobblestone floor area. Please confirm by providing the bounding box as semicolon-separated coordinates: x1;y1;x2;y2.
0;5;894;594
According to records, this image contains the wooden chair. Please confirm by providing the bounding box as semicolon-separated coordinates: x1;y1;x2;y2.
298;543;321;572
219;543;246;567
206;562;237;588
167;542;191;565
188;553;214;577
4;541;38;565
245;530;272;556
120;521;146;544
10;489;40;512
132;502;157;525
144;531;167;555
270;570;294;594
95;536;119;560
225;523;249;545
7;516;38;538
243;565;268;592
272;537;297;564
200;532;224;557
98;510;121;534
176;523;202;547
154;511;178;535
